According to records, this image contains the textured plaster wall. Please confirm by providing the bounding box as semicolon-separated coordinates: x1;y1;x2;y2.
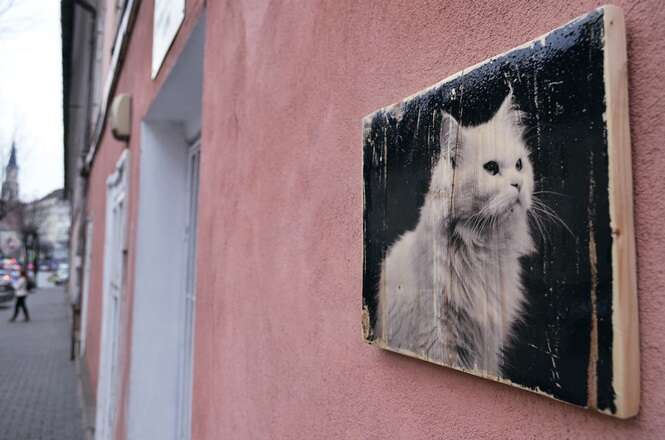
193;1;665;439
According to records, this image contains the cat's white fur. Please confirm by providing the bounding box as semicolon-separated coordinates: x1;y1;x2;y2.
376;92;535;376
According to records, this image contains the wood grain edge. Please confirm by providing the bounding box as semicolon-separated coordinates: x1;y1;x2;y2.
361;115;371;343
603;4;640;419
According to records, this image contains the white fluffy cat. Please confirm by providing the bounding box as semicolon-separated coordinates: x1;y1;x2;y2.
376;91;535;376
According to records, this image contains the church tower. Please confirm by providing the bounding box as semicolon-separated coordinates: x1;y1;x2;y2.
1;142;19;202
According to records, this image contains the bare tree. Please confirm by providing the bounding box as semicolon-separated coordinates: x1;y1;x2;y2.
20;198;47;276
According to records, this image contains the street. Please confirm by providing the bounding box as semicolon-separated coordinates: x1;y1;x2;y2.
0;285;84;440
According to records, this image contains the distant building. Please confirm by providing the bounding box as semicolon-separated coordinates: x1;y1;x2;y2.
0;141;70;264
24;189;71;263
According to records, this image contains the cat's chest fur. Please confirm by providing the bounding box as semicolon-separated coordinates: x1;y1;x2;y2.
377;214;527;375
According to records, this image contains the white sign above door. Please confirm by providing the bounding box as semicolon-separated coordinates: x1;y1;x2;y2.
152;0;185;79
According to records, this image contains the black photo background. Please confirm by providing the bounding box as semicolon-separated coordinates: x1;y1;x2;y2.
362;10;616;412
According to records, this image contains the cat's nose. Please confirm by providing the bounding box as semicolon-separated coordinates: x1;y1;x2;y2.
511;182;521;191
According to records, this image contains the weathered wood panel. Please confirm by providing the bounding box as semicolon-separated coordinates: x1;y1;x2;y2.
362;5;638;417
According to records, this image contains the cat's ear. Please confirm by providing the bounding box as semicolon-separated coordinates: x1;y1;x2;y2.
497;87;515;116
440;112;461;167
497;86;524;125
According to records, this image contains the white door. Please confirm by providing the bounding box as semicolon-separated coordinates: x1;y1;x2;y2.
95;151;129;440
176;141;200;440
128;122;197;440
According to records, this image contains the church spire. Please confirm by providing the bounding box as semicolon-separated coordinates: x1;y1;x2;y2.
2;141;19;202
7;142;17;169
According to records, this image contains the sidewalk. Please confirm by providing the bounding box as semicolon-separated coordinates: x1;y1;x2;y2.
0;287;84;440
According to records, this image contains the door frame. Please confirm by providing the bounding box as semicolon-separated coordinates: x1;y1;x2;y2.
79;218;94;357
175;137;200;440
95;150;130;440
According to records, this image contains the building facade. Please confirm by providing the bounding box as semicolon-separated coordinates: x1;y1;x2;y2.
63;1;665;439
24;189;71;263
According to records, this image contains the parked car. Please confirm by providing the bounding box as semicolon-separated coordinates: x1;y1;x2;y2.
0;289;12;303
0;269;12;303
0;265;23;302
0;269;9;285
54;263;69;285
40;260;59;272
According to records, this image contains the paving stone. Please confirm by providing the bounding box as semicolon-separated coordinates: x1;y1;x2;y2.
0;287;84;440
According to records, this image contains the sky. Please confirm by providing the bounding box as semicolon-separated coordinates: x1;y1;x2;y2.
0;0;63;202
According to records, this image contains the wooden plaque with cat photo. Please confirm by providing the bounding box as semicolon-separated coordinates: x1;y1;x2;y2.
361;5;638;418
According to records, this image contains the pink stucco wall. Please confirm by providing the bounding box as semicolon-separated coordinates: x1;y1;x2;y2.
192;1;665;438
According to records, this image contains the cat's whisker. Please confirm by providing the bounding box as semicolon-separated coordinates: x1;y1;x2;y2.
533;211;551;244
533;190;568;198
466;205;494;236
527;209;550;246
532;197;563;217
529;202;575;238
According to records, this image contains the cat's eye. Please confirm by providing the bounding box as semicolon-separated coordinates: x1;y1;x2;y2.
516;158;523;171
483;161;499;175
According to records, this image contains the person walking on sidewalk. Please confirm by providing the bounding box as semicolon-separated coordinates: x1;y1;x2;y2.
9;268;30;322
